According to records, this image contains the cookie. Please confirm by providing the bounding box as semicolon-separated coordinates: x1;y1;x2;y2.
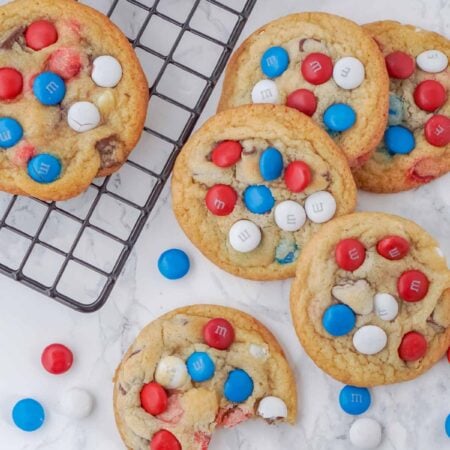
290;212;450;387
217;12;389;168
113;304;297;450
353;21;450;192
0;0;148;201
171;104;357;281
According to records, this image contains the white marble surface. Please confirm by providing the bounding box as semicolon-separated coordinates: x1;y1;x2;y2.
0;0;449;449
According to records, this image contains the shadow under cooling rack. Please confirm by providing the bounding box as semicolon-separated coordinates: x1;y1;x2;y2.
0;0;256;312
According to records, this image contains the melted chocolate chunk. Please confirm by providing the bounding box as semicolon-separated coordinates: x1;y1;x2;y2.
95;135;120;168
1;26;25;50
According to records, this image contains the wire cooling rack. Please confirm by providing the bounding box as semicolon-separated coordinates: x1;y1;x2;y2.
0;0;256;312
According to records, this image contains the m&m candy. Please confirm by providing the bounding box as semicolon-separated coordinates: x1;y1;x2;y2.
424;114;450;147
41;343;73;374
397;270;429;302
211;140;242;167
274;200;306;232
92;55;123;88
257;396;288;420
353;325;387;355
0;117;23;148
243;185;275;214
339;385;371;415
260;46;289;78
67;101;101;133
27;154;62;183
335;238;366;271
376;235;409;260
284;160;311;193
286;89;317;116
323;103;356;132
12;398;45;432
224;369;254;403
150;430;181;450
186;352;215;382
229;219;261;253
445;414;450;438
332;57;365;90
304;191;336;224
25;20;58;51
385;51;415;79
140;382;168;415
322;304;356;337
203;318;234;350
158;249;190;280
388;93;404;125
398;331;427;361
413;80;446;112
205;184;237;216
349;418;382;449
32;72;66;105
0;68;23;100
48;48;82;80
59;387;94;419
155;356;189;389
384;125;415;154
416;50;448;73
259;147;283;181
301;52;333;85
251;79;279;104
373;293;399;321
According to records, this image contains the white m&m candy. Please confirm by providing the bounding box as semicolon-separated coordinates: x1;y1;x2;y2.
251;80;279;104
274;200;306;231
374;293;398;321
155;356;189;389
91;55;123;88
59;387;94;419
416;50;448;73
304;191;336;223
333;56;365;90
349;418;382;449
353;325;387;355
229;220;261;253
257;396;288;420
68;102;101;132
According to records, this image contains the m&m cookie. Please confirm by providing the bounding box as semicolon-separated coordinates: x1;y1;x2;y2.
354;21;449;192
0;0;148;200
290;212;450;386
113;305;296;450
171;105;356;280
217;13;389;167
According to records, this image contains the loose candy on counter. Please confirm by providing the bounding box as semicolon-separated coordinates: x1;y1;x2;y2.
376;236;410;260
12;398;45;432
157;249;190;280
424;114;450;147
339;385;371;415
59;387;94;419
251;79;279;104
332;56;365;90
150;429;182;450
0;68;23;100
349;418;382;449
335;238;366;271
284;160;311;193
413;80;446;112
203;318;235;350
445;414;450;438
274;200;306;232
228;219;261;253
91;55;123;88
0;117;23;148
397;270;429;302
301;52;333;85
322;304;356;337
260;46;289;78
186;351;215;382
25;20;58;51
286;89;317;116
224;369;254;403
243;185;275;214
384;125;415;155
211;140;242;167
304;191;336;223
41;343;73;374
398;331;427;361
416;50;448;73
48;48;82;80
27;154;62;184
385;51;415;79
259;147;283;181
373;293;399;321
257;396;288;419
155;356;189;389
323;103;356;132
67;101;101;132
353;325;387;355
32;71;66;105
140;382;168;416
205;184;237;216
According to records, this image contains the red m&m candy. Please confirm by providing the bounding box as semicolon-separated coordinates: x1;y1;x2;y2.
447;347;450;363
397;270;429;302
398;331;427;361
140;382;168;416
301;53;333;85
424;114;450;147
376;235;410;260
413;80;446;112
284;161;311;193
150;430;181;450
0;68;23;100
25;20;58;51
385;51;415;79
203;318;234;350
41;343;73;374
286;89;317;116
211;141;242;167
48;48;82;80
335;238;366;271
205;184;237;216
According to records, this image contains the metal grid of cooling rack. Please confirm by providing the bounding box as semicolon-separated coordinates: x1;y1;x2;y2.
0;0;256;312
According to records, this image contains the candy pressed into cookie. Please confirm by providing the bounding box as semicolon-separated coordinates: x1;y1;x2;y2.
113;304;297;450
172;105;357;280
0;0;148;201
353;21;450;192
217;12;389;167
290;212;450;387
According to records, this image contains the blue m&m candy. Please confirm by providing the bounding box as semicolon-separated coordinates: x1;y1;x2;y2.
259;147;283;181
388;93;404;126
33;72;66;106
323;103;356;132
322;304;356;336
224;369;254;403
186;352;215;382
384;125;415;155
261;46;289;78
27;154;61;183
12;398;45;432
445;414;450;438
339;385;371;415
158;248;190;280
0;117;23;148
243;185;275;214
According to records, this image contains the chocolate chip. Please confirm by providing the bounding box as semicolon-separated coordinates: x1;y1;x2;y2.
299;38;321;52
1;26;25;50
95;134;120;168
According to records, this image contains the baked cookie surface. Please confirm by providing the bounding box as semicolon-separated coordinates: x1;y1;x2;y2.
217;12;389;167
0;0;148;201
353;21;450;192
113;304;297;450
172;105;357;281
290;212;450;387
